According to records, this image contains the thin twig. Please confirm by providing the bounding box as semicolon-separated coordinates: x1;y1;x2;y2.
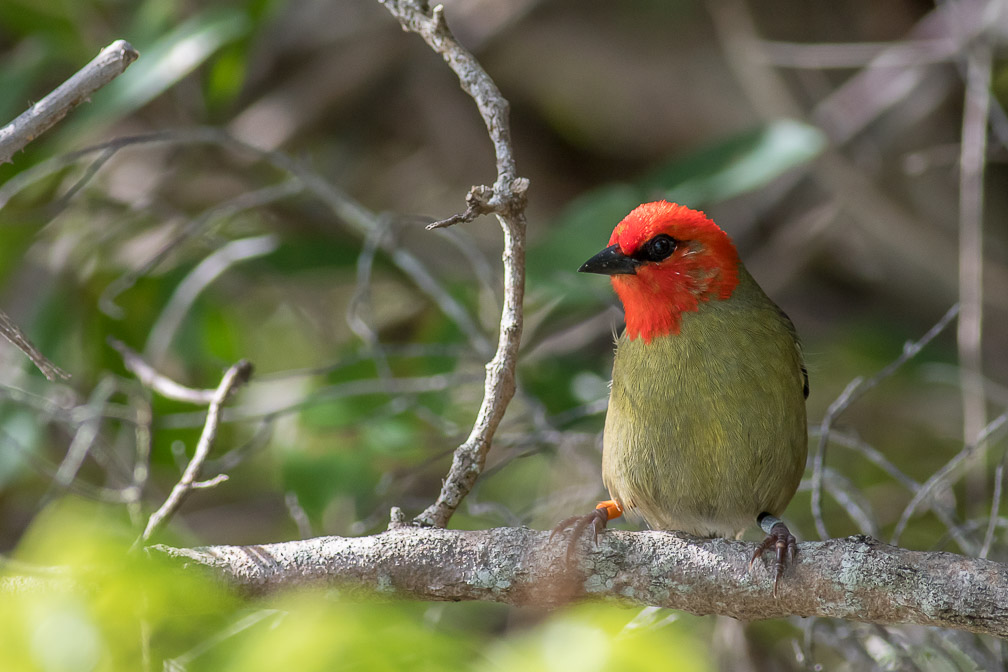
811;305;960;539
756;37;958;69
126;391;153;527
0;39;138;163
101;181;299;319
135;360;252;547
110;338;217;404
0;310;70;381
48;376;118;495
0;127;495;358
892;410;1008;548
155;372;474;430
957;43;992;503
981;447;1006;558
425;185;495;229
144;234;280;364
376;0;529;529
810;1;994;145
284;492;314;540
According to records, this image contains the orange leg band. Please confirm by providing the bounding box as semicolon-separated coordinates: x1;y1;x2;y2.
596;499;623;521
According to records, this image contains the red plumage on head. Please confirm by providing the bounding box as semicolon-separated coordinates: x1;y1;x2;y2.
608;201;740;343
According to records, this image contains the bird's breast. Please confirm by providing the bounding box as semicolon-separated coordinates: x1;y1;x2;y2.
602;274;807;538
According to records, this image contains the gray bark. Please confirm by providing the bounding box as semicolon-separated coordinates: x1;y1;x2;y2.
153;528;1008;638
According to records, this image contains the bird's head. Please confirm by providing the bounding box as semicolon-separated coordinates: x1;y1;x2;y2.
580;201;740;343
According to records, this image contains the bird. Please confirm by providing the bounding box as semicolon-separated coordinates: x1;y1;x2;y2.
553;200;808;594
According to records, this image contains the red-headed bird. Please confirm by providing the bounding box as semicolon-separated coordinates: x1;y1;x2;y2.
556;201;808;594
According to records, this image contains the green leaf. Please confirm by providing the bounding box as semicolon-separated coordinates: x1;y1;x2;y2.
655;119;827;204
64;8;252;135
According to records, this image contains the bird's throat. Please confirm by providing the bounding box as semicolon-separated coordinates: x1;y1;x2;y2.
613;259;740;343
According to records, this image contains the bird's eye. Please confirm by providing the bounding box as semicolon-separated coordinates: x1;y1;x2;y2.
643;234;677;262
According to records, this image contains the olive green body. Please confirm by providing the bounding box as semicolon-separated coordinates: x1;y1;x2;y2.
602;264;807;538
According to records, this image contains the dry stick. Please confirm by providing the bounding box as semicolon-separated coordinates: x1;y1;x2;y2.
49;376;118;493
0;128;493;357
135;360;252;547
377;0;529;529
0;40;137;381
892;410;1008;548
102;181;299;320
957;44;991;505
809;1;994;145
153;372;469;430
110;338;216;405
0;310;69;381
144;234;280;364
810;305;960;540
982;447;1008;558
0;39;138;162
757;37;959;69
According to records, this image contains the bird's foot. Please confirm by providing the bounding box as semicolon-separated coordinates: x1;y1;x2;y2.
551;500;620;564
749;513;797;597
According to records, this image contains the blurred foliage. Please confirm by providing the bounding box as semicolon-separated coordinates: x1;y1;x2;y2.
0;499;716;671
1;0;1006;669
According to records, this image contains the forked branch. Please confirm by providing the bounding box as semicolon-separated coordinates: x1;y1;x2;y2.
377;0;529;529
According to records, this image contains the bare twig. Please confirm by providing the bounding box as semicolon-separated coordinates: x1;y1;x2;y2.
144;234;280;364
810;1;994;145
48;377;118;494
0;310;70;381
0;128;494;357
110;338;217;404
892;410;1008;547
756;37;958;69
125;391;153;527
284;492;314;540
151;528;1008;638
377;0;529;530
957;44;992;501
981;446;1007;559
136;360;252;546
163;609;284;671
811;305;960;539
425;185;495;230
0;53;232;386
101;182;298;320
192;474;229;489
0;39;138;163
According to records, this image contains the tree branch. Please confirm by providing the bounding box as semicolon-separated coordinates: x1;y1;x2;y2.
0;40;138;381
0;39;139;163
0;310;69;381
136;359;253;546
152;529;1008;638
377;0;529;529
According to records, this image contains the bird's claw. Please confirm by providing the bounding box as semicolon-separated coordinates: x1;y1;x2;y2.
749;521;797;597
551;506;609;564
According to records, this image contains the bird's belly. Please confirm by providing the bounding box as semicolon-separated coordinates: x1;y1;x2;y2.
601;334;807;538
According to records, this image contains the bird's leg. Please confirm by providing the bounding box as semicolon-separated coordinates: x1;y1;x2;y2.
551;499;623;564
749;512;797;597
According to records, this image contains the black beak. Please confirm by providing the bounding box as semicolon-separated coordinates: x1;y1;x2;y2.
578;243;640;276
